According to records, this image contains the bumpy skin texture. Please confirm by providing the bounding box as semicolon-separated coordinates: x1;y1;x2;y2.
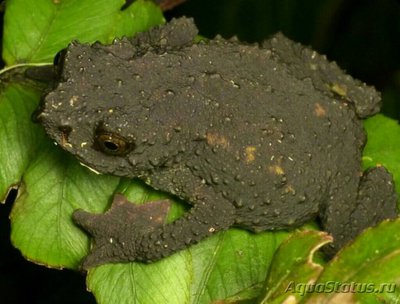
37;18;398;268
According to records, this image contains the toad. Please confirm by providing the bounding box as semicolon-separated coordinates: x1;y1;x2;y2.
36;17;398;269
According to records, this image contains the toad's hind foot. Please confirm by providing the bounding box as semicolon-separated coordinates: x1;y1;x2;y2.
350;166;398;237
324;166;398;256
72;194;170;269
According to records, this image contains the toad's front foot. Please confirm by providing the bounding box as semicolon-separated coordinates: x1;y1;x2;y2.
72;194;170;269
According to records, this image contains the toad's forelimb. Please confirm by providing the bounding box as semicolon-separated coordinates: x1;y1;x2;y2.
73;188;236;268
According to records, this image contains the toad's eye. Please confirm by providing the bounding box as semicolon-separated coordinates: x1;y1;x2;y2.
95;132;132;156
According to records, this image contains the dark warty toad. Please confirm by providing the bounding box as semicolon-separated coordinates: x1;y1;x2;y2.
35;17;398;269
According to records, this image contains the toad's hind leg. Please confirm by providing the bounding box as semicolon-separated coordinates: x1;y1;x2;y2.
321;166;398;256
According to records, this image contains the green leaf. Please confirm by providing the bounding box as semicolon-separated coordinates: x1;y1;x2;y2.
363;114;400;195
259;230;331;304
10;141;120;268
0;83;43;202
304;219;400;303
87;254;193;304
254;220;400;303
3;0;164;65
88;235;288;302
186;230;288;304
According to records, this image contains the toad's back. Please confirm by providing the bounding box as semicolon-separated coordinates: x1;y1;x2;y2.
144;41;365;230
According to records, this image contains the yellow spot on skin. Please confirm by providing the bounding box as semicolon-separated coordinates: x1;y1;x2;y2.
330;83;347;97
284;185;296;195
245;146;256;163
69;95;78;106
268;165;285;175
206;132;230;149
314;102;327;117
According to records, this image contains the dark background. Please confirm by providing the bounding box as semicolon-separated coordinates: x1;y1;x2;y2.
1;0;399;303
